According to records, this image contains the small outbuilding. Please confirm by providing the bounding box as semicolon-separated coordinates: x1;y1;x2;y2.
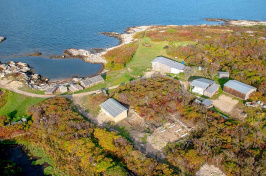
218;72;229;79
190;78;220;97
100;98;128;123
151;56;186;74
57;85;68;93
45;87;57;95
80;75;104;89
68;84;83;93
202;99;213;108
223;80;257;100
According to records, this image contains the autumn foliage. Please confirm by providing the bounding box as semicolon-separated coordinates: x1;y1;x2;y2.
104;42;139;70
25;97;175;175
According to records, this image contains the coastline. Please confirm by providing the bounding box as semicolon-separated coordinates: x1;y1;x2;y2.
1;18;265;85
74;18;266;65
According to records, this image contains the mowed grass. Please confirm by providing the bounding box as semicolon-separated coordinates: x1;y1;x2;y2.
76;37;192;93
19;86;45;95
0;89;44;118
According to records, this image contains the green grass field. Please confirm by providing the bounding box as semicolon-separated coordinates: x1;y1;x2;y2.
0;89;44;118
76;37;192;93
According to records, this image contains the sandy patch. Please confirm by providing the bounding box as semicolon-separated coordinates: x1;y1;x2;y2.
196;163;225;176
213;95;239;113
147;119;190;151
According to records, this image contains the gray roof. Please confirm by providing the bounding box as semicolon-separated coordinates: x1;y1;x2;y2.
224;80;257;94
190;78;215;89
69;84;79;92
81;75;104;87
205;83;220;94
45;87;57;93
202;99;213;107
100;98;128;118
152;57;186;70
81;79;92;87
89;75;104;83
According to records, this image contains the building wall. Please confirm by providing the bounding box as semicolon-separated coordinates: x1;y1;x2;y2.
245;89;257;100
223;86;246;100
204;90;215;98
192;87;204;95
102;108;128;123
114;110;128;123
152;63;171;73
219;74;229;79
171;68;183;74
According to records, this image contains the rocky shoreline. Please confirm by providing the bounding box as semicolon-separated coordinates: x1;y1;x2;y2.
0;61;49;89
1;19;265;90
206;18;266;26
51;26;151;65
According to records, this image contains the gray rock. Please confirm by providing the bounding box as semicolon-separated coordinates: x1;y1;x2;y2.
0;36;6;43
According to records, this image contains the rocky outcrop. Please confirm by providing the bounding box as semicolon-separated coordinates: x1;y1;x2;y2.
206;18;266;26
227;20;266;26
0;36;6;43
101;32;123;44
63;48;107;64
60;26;150;65
27;52;42;56
0;61;48;88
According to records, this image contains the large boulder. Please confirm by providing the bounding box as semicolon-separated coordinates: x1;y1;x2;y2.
63;48;90;57
0;36;6;43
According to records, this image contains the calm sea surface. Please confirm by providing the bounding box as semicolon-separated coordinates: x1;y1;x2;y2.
0;0;265;79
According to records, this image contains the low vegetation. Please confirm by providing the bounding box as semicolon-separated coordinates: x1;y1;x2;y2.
164;111;266;175
104;42;139;70
10;97;175;175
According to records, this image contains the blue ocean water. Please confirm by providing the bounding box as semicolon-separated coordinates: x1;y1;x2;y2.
0;0;265;79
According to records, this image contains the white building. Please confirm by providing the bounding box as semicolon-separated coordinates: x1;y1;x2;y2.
151;56;186;74
190;78;220;97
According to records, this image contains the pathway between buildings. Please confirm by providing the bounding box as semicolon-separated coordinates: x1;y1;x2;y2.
0;80;119;99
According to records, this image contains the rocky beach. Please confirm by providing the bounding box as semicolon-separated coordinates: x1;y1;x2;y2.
60;26;151;64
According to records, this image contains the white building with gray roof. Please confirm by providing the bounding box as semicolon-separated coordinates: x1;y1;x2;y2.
151;56;186;74
100;98;128;123
190;78;220;98
223;80;256;100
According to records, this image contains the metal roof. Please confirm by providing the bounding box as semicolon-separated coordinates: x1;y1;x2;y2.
69;84;78;91
202;99;213;107
190;78;215;89
81;79;92;87
81;75;104;87
151;57;186;70
100;98;128;118
224;80;257;94
205;83;220;94
89;75;104;84
45;87;57;93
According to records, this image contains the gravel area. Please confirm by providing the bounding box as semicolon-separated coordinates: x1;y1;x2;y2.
213;94;239;113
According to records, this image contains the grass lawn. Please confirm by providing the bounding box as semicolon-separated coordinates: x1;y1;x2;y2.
76;37;193;93
0;89;44;118
19;86;45;95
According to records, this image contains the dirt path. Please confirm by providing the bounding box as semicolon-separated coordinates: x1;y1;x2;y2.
0;79;119;99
